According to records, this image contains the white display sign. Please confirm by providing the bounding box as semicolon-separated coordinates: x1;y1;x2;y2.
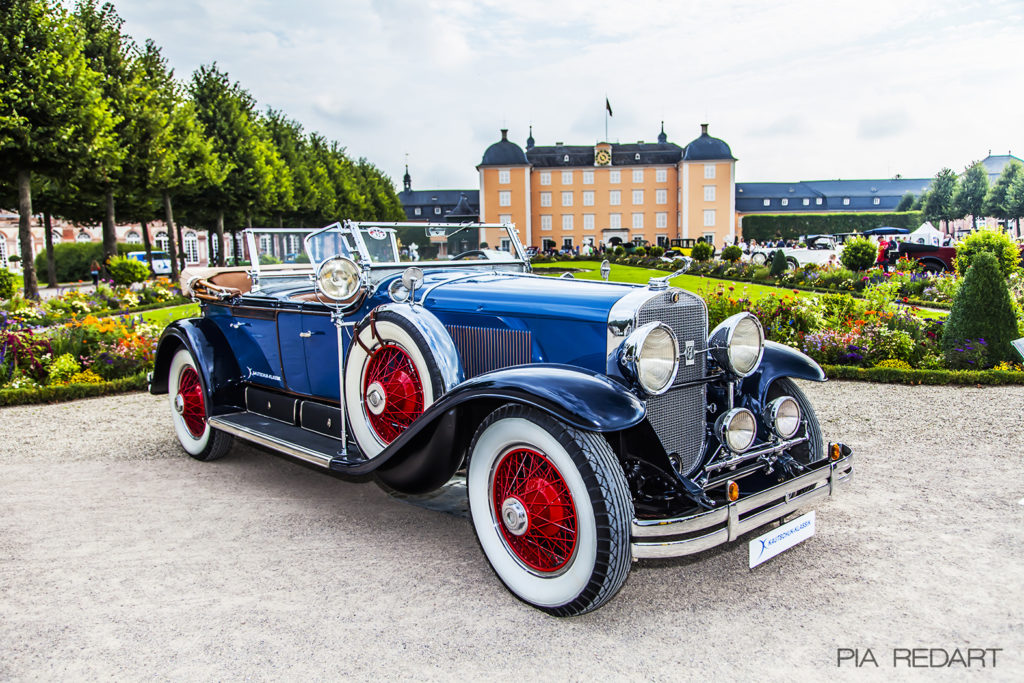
749;511;815;569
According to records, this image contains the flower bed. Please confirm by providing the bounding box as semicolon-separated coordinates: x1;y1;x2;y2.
1;311;163;395
703;279;1024;375
1;278;185;328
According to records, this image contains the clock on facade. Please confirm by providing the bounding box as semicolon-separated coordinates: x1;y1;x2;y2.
595;149;611;166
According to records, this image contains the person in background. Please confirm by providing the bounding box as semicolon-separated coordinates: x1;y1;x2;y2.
876;237;890;272
90;260;100;287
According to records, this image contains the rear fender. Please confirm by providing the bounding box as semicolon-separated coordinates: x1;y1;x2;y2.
150;318;244;414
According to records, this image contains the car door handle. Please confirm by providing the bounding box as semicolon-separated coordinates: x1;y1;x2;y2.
229;321;250;329
299;330;324;338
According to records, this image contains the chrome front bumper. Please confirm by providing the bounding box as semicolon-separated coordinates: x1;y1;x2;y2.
631;453;853;560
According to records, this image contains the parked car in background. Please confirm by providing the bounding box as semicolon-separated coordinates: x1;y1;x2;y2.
127;250;172;275
150;221;853;616
750;234;841;269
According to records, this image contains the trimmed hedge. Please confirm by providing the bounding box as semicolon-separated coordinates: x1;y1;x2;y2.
741;211;923;242
822;365;1024;385
32;242;143;284
0;371;148;407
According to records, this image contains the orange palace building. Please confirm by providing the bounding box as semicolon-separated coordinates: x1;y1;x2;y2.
477;123;736;252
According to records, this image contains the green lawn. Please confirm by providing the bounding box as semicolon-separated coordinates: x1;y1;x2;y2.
136;303;199;327
534;261;946;319
534;261;818;302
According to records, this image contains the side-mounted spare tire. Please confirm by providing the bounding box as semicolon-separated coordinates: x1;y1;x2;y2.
344;309;444;459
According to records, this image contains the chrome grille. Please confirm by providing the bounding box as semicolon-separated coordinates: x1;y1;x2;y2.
637;289;708;476
446;325;531;378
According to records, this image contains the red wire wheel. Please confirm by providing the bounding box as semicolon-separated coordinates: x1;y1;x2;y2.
362;343;425;444
177;366;206;439
491;448;578;573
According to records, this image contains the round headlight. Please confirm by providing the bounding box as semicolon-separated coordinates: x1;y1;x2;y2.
708;312;765;378
715;408;757;452
621;322;679;395
317;257;361;302
765;396;801;439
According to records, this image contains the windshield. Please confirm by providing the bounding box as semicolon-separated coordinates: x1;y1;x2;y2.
304;221;526;268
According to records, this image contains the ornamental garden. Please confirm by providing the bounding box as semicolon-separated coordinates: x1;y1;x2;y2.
532;227;1024;384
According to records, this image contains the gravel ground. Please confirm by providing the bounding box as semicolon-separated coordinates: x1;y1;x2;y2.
1;382;1022;680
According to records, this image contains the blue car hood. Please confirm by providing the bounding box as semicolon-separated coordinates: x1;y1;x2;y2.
420;272;635;324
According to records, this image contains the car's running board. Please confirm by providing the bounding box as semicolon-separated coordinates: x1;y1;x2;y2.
208;412;366;470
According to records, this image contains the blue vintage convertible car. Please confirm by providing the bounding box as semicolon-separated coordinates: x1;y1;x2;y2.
150;221;853;616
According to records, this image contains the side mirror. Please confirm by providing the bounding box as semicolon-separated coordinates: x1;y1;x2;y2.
402;266;424;304
1013;338;1024;362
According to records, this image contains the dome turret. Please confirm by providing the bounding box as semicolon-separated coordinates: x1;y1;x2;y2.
481;129;528;165
683;123;735;161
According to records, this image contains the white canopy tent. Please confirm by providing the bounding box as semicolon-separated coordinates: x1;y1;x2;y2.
908;222;943;246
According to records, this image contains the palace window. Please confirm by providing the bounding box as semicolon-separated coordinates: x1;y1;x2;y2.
582;191;594;206
632;169;643;183
842;197;850;206
763;199;771;207
562;171;573;185
703;209;716;226
802;198;810;206
561;191;573;207
583;214;595;230
656;168;667;183
540;215;552;231
155;231;169;251
704;164;716;179
609;170;621;183
632;189;644;205
632;212;644;229
125;230;142;244
184;232;200;264
656;212;667;228
562;214;574;230
609;190;621;206
656;189;667;204
540;172;551;186
583;171;594;185
873;197;880;205
540;192;552;207
704;186;716;201
499;191;511;207
781;198;789;206
499;169;510;184
609;213;622;229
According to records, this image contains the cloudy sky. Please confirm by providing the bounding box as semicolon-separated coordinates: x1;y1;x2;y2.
104;0;1022;192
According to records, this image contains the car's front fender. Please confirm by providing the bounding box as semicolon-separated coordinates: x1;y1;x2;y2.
741;340;826;405
370;364;646;493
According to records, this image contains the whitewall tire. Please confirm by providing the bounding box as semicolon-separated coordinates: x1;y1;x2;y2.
168;348;233;461
467;405;633;617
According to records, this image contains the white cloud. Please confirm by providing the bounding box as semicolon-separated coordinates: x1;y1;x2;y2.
107;0;1023;191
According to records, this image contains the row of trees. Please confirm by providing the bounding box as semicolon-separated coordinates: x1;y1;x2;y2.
896;160;1024;233
1;0;404;299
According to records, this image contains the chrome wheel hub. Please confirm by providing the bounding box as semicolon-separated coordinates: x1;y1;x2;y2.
174;393;185;415
366;381;386;416
500;497;529;536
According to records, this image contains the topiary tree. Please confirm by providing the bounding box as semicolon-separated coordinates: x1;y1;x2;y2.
769;249;787;277
0;268;16;300
691;241;714;261
954;228;1021;278
613;245;626;257
649;245;664;258
721;244;742;262
105;255;151;286
840;237;877;272
942;252;1018;368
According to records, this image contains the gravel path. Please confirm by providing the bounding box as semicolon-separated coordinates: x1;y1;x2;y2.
1;382;1022;680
